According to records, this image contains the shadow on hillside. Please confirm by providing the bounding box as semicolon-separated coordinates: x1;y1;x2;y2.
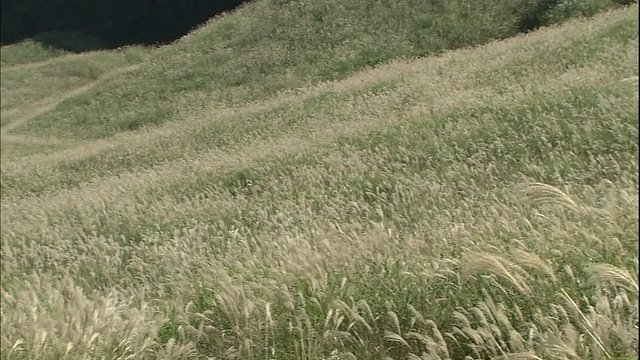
0;0;252;51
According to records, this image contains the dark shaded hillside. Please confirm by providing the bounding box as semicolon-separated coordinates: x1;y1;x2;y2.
0;0;251;49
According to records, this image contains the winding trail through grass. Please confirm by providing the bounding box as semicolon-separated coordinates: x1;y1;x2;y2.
0;134;78;148
1;50;124;73
1;64;140;133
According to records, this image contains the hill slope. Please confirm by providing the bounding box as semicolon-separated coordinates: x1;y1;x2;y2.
1;3;639;360
1;0;633;140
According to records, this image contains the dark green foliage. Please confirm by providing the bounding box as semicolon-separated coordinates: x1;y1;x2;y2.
517;0;637;31
517;0;563;31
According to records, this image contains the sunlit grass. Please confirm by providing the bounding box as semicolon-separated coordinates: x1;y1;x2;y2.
1;4;638;360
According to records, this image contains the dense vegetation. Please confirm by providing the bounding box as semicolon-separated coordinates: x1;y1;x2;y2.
1;0;638;359
2;0;636;138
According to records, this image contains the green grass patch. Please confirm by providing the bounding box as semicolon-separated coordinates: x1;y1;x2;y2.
6;0;635;140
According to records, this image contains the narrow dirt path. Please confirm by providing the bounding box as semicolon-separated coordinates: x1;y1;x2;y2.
0;133;79;147
1;65;140;133
1;50;122;73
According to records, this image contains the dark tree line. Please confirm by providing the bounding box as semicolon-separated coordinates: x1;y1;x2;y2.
1;0;252;49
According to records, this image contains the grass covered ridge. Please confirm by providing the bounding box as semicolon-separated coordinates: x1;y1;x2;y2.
1;2;639;360
0;0;633;140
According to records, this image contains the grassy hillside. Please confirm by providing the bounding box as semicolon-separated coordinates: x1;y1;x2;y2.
1;2;639;360
1;0;633;141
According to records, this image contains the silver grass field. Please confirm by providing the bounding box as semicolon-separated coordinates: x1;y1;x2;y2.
1;3;638;360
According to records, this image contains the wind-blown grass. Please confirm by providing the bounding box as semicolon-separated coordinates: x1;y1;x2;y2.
2;0;633;140
1;3;638;360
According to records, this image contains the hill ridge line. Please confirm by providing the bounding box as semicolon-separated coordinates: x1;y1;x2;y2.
0;19;589;172
2;7;634;170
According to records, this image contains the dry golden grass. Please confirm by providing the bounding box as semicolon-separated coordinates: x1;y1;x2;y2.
1;5;638;360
